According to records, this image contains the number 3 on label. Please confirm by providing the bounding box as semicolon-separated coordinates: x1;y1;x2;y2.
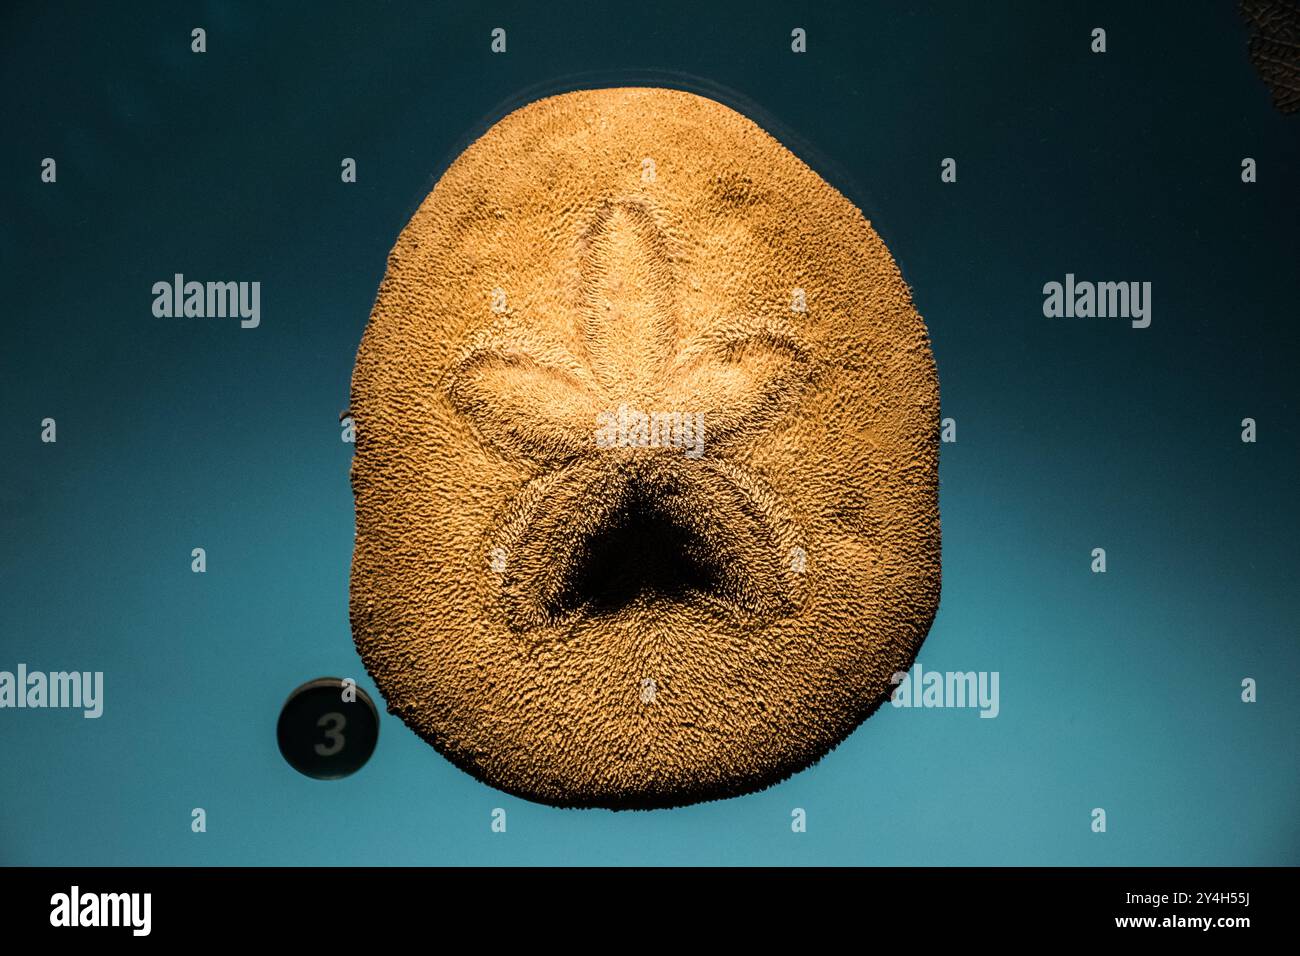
315;712;347;756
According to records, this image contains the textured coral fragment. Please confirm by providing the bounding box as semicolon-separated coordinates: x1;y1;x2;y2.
1242;0;1300;113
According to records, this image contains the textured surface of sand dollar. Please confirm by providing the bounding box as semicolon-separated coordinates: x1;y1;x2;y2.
349;87;940;808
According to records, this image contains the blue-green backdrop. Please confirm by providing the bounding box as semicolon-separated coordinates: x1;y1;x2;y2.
2;0;1296;865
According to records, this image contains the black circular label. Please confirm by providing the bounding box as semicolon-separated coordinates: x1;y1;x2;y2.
277;677;380;780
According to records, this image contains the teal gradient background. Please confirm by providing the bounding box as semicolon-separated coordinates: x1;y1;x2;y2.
2;0;1296;865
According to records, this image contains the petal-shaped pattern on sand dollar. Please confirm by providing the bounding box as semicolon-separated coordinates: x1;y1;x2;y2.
578;200;680;396
666;321;812;446
447;348;602;463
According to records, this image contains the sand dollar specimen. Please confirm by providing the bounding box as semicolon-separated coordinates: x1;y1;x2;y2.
349;87;940;808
